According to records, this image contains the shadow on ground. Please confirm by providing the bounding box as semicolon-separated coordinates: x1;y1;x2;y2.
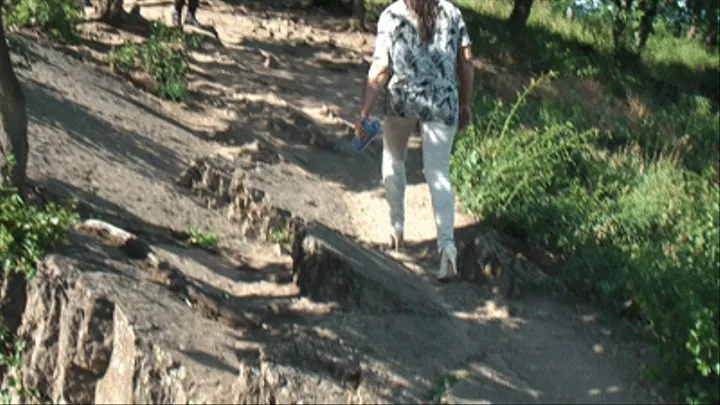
24;79;183;181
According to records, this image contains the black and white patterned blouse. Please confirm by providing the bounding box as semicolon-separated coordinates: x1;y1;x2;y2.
373;0;472;127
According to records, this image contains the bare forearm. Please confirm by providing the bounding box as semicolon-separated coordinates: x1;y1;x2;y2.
457;48;475;107
360;63;391;118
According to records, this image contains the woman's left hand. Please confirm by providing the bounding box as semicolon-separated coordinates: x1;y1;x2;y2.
354;118;368;141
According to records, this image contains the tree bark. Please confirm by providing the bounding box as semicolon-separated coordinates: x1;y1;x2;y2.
637;0;659;50
352;0;365;30
506;0;534;32
612;0;635;55
0;9;29;198
705;1;718;48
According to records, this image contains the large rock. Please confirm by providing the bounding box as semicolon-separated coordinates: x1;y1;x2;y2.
4;220;662;405
7;222;354;404
292;224;448;316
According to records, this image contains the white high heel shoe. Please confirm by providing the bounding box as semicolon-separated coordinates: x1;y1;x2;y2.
390;229;404;252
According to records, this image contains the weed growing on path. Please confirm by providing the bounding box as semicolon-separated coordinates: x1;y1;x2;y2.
107;22;205;101
188;227;219;249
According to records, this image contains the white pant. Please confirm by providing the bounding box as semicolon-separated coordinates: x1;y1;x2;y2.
381;116;457;252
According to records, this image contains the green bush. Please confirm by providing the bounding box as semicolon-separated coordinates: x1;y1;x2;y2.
2;0;81;43
452;74;719;404
107;22;204;102
1;187;77;280
1;163;77;401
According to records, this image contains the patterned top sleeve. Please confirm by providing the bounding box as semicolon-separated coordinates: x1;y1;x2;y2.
372;12;392;67
457;11;472;48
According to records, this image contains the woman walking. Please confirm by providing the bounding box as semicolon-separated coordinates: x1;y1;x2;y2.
355;0;475;280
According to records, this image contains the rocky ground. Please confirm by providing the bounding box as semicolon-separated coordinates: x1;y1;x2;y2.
4;0;671;403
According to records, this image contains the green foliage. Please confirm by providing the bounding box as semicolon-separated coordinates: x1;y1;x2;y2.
427;372;469;404
2;0;81;43
632;94;719;173
107;22;205;102
452;73;720;404
0;324;47;404
0;190;78;279
188;227;218;249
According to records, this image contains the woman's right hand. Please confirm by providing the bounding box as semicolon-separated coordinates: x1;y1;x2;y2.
459;105;472;130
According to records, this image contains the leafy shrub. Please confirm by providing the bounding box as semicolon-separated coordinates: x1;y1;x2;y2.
635;95;720;174
1;161;77;401
452;73;719;404
2;0;81;43
1;185;77;280
107;22;204;102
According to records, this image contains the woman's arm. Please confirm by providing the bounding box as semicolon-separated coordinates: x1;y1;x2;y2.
356;11;392;139
360;63;391;119
457;46;475;110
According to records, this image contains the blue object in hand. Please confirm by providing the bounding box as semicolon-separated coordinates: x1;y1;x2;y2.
351;118;382;152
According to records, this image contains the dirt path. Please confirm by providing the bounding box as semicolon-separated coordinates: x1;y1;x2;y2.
13;0;669;403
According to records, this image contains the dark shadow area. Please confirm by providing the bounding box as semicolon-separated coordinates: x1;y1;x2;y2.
98;85;212;139
23;78;183;180
7;31;54;70
32;177;293;286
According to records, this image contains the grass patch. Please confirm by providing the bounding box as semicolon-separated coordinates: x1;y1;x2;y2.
2;0;81;43
427;372;469;404
107;22;205;102
188;227;218;249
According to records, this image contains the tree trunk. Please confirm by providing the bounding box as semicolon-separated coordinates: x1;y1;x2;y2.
506;0;534;32
612;0;635;55
0;10;29;198
637;0;658;50
706;28;718;47
352;0;365;30
705;1;718;48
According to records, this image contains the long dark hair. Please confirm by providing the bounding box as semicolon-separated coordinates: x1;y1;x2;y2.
404;0;440;43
